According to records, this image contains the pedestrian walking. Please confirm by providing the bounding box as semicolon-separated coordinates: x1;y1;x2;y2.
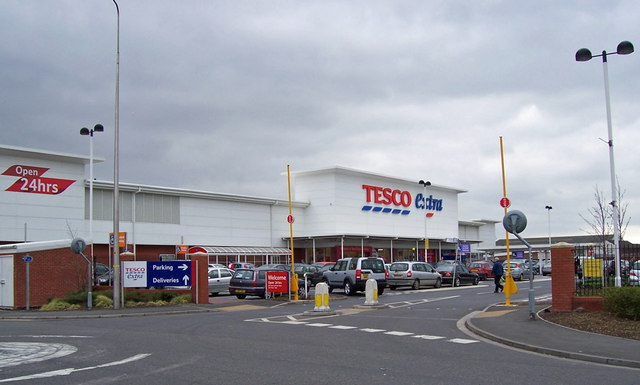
491;257;504;293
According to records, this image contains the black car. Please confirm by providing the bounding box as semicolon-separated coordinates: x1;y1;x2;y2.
229;267;306;299
288;263;323;286
435;264;479;287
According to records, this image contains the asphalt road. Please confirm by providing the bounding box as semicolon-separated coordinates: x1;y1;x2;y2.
1;277;638;384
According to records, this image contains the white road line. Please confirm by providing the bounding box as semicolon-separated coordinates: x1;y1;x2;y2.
448;338;478;344
305;323;332;327
385;331;414;337
0;343;77;369
0;354;151;383
329;325;358;330
413;335;445;340
360;328;386;333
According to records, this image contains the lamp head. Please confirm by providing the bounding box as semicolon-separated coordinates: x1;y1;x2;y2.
617;40;634;55
80;127;90;136
575;48;592;62
545;205;552;210
93;124;104;132
419;180;431;186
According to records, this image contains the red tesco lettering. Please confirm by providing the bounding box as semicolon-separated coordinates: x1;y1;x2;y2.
362;184;412;207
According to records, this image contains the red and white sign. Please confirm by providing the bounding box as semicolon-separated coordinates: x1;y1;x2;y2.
2;164;75;195
266;271;288;293
287;215;295;224
500;197;511;208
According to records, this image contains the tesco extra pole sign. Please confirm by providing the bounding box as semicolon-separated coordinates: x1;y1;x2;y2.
2;165;75;195
266;271;288;293
361;184;443;215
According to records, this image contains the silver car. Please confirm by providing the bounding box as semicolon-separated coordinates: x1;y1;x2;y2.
505;261;534;281
208;267;233;296
388;261;442;290
322;257;387;295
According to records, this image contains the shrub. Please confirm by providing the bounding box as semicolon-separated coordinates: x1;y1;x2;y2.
603;286;640;320
94;295;113;308
170;294;192;304
40;298;80;311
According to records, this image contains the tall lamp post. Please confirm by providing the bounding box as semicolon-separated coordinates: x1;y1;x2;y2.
544;205;552;268
80;124;104;285
576;40;634;287
112;0;122;308
418;180;431;262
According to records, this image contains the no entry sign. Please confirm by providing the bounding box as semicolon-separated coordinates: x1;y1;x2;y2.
500;197;511;208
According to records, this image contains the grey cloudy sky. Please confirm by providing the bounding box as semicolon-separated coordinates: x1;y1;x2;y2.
2;1;639;242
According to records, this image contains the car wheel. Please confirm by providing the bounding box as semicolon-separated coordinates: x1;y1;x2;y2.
453;277;461;287
412;279;420;290
390;285;397;290
210;292;219;297
236;294;246;299
298;286;306;297
344;280;354;296
434;278;442;288
473;276;479;285
378;286;384;295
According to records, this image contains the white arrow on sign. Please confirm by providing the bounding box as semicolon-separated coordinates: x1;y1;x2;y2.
178;264;189;271
182;275;190;285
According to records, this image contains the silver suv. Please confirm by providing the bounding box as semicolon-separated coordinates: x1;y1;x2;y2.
387;261;442;290
322;257;388;295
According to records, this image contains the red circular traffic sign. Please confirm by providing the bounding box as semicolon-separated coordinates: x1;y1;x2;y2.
500;197;511;208
287;215;295;224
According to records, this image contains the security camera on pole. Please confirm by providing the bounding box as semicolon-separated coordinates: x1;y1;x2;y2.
502;210;536;320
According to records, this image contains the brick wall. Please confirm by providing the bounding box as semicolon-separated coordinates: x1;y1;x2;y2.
550;242;575;312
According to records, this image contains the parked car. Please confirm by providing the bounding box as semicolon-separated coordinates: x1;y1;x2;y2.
209;263;227;269
322;257;387;295
288;263;323;286
95;271;113;286
387;261;442;290
505;260;534;281
629;260;640;286
208;267;233;296
541;260;552;276
435;264;479;286
313;261;336;268
522;260;540;275
468;261;493;280
228;262;255;271
229;267;305;299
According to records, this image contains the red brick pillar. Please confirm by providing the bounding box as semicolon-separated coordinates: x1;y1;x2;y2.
190;253;209;304
551;242;575;312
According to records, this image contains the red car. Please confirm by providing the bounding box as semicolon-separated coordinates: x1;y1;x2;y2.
469;261;494;280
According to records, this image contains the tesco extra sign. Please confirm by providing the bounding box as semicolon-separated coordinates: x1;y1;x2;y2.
361;184;443;215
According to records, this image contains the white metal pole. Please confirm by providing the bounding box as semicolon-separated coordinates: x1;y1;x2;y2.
601;53;622;287
112;0;122;308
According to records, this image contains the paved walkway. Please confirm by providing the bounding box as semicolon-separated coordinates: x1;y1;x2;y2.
465;303;640;369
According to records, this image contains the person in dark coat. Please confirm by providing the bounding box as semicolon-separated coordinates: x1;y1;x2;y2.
491;257;504;293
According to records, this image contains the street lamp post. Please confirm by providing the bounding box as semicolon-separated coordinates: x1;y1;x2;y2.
112;0;122;308
80;124;103;286
545;205;552;261
418;180;431;262
576;40;634;287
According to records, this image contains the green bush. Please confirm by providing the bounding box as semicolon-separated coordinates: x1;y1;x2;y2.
170;294;192;304
94;294;113;308
603;286;640;320
40;298;80;311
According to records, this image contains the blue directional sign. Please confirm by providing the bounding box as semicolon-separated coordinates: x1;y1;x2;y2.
147;261;192;287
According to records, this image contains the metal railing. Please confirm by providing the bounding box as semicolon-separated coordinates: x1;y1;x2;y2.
574;243;639;296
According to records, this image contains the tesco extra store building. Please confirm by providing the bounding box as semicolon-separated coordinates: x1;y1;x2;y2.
0;144;497;280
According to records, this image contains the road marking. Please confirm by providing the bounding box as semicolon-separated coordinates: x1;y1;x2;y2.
306;323;332;327
360;328;386;333
0;353;151;383
329;325;358;330
413;335;445;340
385;331;414;337
448;338;478;344
0;343;77;369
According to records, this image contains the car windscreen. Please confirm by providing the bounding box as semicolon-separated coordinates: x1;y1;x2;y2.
361;259;385;273
232;270;254;280
389;263;409;272
437;265;454;272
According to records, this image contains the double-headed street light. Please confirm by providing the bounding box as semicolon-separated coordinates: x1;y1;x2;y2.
80;123;104;284
576;40;634;287
545;205;552;265
419;180;431;262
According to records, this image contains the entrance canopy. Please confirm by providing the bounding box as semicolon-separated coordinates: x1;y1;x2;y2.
188;246;291;256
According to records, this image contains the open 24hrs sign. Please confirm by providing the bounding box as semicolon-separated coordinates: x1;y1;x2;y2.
2;164;75;195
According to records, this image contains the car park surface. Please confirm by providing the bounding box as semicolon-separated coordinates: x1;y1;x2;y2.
435;263;479;286
322;257;387;295
387;261;442;290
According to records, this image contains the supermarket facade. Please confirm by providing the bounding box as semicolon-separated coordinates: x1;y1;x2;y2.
0;144;498;270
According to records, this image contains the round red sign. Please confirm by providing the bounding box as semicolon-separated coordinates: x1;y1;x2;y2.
287;215;295;224
500;197;511;208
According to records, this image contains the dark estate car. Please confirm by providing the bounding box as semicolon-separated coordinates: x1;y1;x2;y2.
435;264;479;287
229;267;306;299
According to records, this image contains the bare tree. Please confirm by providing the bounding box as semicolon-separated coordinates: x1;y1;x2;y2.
579;185;611;246
615;178;630;241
